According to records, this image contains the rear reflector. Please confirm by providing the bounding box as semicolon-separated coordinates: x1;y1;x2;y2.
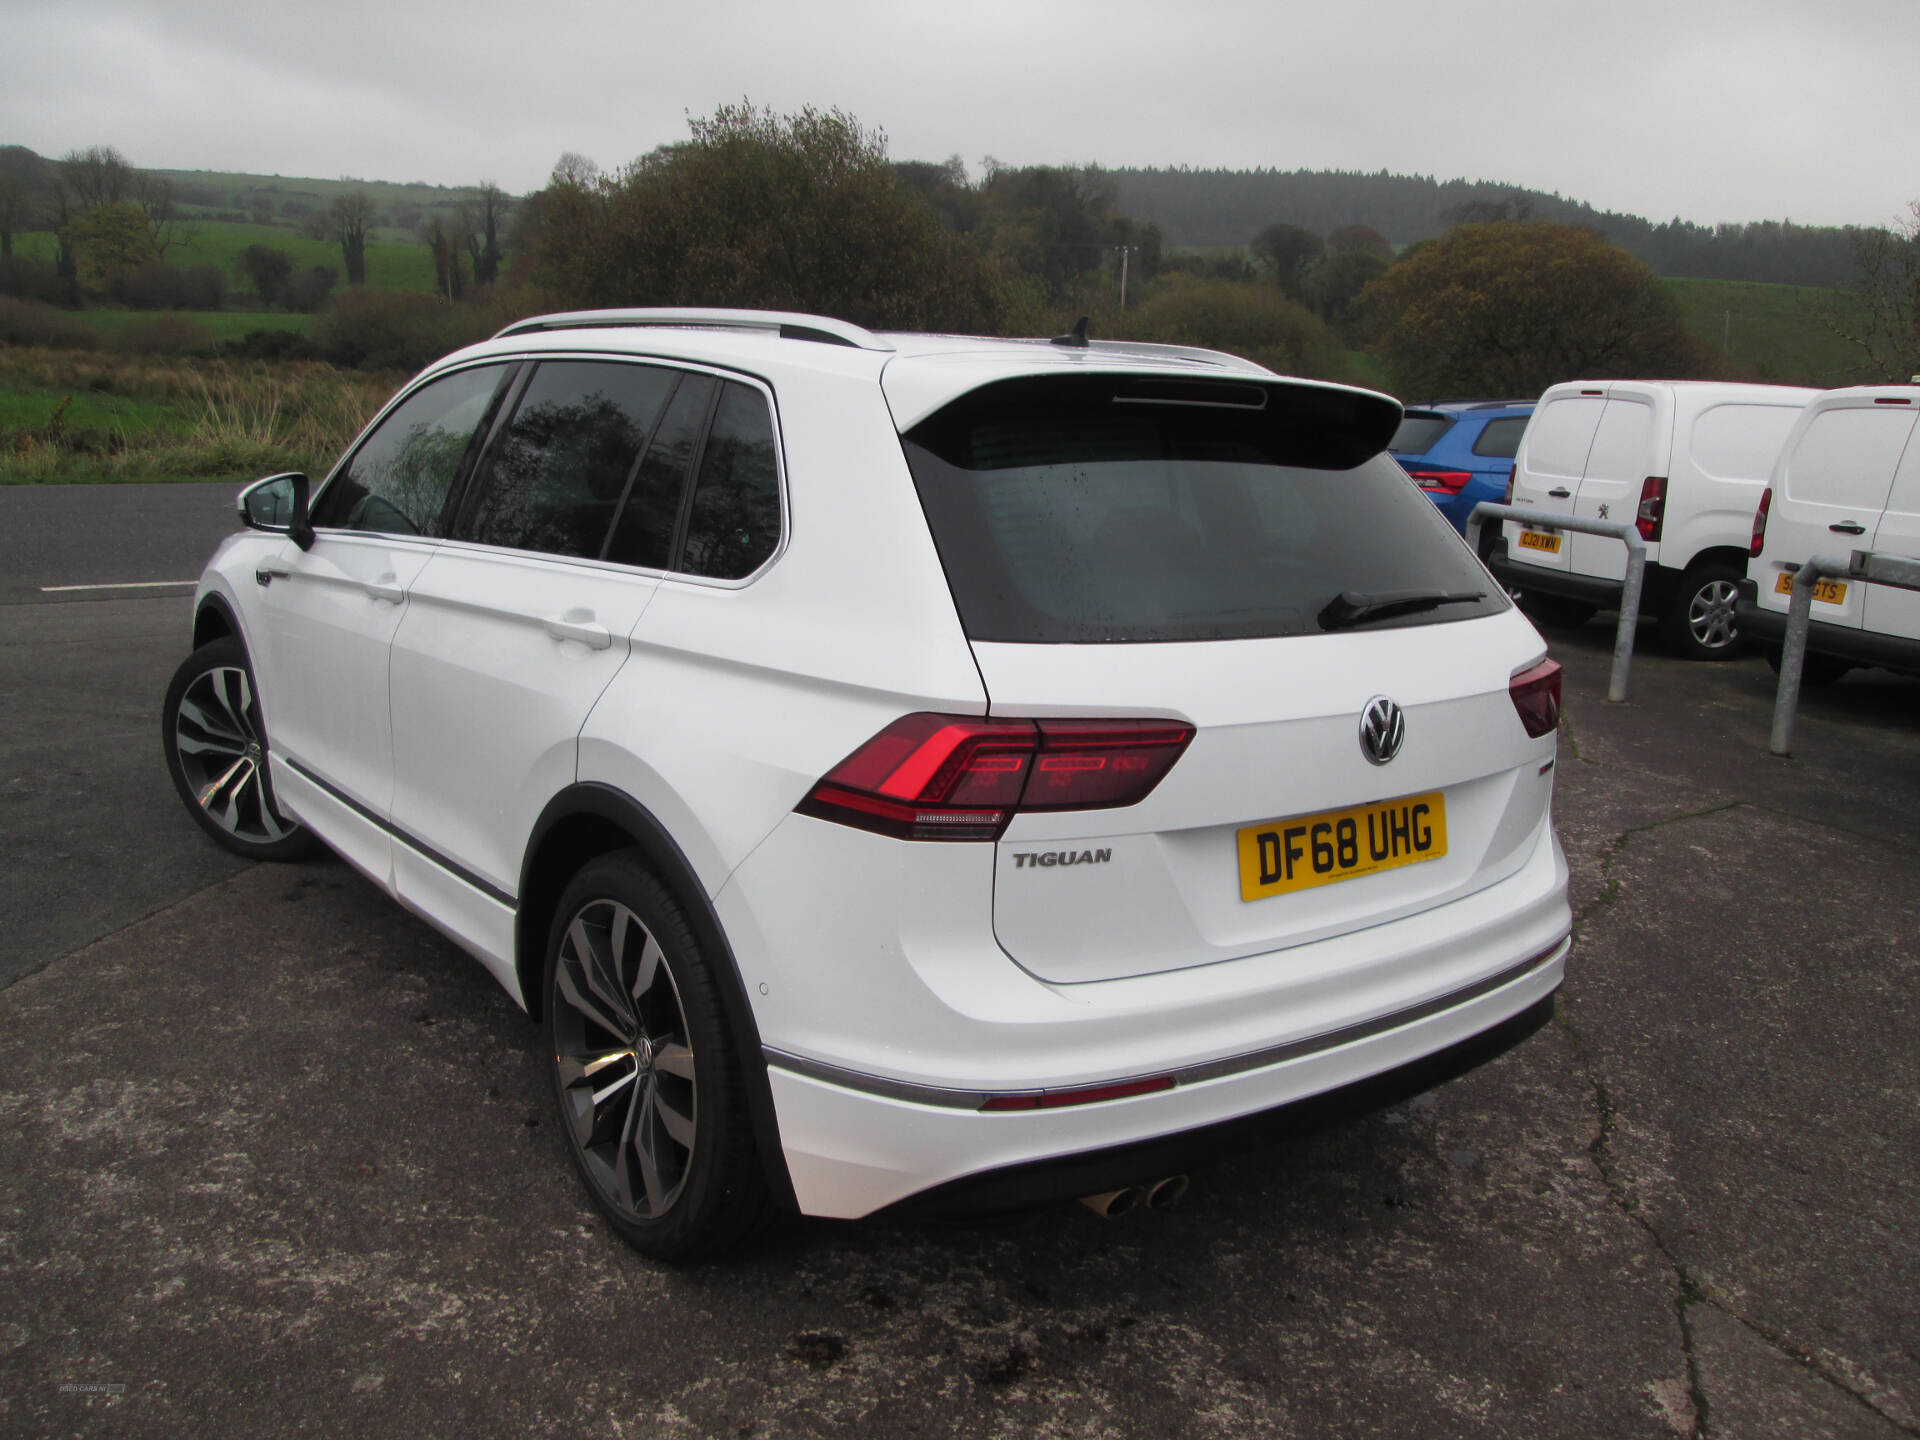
1636;476;1667;542
979;1075;1176;1111
1406;468;1474;494
797;713;1195;841
1509;657;1562;738
1751;486;1772;558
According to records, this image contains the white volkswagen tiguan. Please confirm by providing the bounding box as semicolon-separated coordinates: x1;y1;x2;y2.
163;309;1571;1259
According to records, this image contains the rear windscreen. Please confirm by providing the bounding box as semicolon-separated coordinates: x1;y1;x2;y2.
1389;412;1454;453
902;376;1505;643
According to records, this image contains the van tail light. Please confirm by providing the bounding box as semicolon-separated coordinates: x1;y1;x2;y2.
1636;476;1667;542
1503;466;1516;504
1751;486;1772;557
1509;658;1562;738
1406;468;1473;494
797;714;1195;841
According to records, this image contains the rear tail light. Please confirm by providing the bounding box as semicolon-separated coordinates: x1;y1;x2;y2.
1636;476;1667;542
1509;658;1562;738
1751;486;1772;557
797;713;1195;841
1406;468;1473;494
1503;466;1516;504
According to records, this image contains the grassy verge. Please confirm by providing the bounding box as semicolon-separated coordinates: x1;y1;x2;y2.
0;346;402;483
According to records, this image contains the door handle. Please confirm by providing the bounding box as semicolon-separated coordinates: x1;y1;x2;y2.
364;578;406;604
1547;487;1572;499
1828;521;1866;535
544;613;612;650
255;565;291;587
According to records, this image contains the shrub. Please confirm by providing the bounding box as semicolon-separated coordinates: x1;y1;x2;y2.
283;266;338;314
117;314;217;355
225;327;320;362
0;256;66;305
316;288;501;370
0;296;98;348
109;261;228;310
1113;279;1346;379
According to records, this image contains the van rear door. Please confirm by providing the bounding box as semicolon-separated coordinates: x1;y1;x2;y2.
1506;389;1604;575
1859;408;1920;643
1569;389;1664;579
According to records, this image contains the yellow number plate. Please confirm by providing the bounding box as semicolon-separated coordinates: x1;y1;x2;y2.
1774;571;1848;605
1517;529;1562;554
1237;793;1448;902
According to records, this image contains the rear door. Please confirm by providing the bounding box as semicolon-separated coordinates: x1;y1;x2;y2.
899;374;1548;986
1568;389;1662;580
1860;412;1920;643
1755;400;1915;632
1506;390;1605;576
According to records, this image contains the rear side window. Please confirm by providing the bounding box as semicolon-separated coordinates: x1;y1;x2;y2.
1471;416;1530;459
314;364;507;536
903;376;1502;643
605;373;716;570
1390;412;1453;453
455;361;677;559
679;381;782;580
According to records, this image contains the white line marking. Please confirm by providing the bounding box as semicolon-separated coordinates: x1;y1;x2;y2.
39;580;197;593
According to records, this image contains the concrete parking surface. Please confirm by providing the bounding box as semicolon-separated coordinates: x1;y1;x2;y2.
1;491;1915;1437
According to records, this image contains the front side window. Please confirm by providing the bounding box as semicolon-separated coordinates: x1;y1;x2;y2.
680;381;782;580
903;375;1501;643
454;361;677;560
313;364;507;536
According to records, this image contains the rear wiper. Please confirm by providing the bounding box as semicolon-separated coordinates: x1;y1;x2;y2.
1317;588;1486;631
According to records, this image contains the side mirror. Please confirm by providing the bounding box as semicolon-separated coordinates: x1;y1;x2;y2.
238;473;315;551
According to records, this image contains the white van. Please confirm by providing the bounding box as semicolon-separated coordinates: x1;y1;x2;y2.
1737;384;1920;680
1491;380;1817;659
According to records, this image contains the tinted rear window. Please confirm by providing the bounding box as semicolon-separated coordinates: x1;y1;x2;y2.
903;377;1504;643
1390;412;1454;454
1471;416;1530;459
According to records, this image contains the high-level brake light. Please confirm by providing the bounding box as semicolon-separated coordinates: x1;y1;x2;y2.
796;713;1195;841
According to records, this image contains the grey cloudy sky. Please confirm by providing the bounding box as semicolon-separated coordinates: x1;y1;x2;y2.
6;0;1916;229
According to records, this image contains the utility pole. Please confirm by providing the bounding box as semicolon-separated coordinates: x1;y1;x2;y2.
1118;245;1130;310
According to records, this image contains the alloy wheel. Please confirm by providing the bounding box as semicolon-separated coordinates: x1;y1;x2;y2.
550;899;698;1222
171;665;296;844
1687;578;1741;650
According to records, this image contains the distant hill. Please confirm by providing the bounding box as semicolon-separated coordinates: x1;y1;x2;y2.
145;167;495;241
1106;168;1865;289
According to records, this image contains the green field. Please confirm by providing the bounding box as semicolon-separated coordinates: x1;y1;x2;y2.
1664;277;1872;387
17;221;440;294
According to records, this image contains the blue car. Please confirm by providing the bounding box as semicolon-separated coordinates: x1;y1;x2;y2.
1389;400;1535;554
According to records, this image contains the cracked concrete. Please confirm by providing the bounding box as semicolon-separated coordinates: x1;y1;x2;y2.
2;606;1916;1436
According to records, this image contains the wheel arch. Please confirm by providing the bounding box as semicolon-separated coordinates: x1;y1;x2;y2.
517;782;797;1210
192;590;242;651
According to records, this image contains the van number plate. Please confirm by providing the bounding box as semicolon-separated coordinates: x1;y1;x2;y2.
1517;530;1562;554
1237;792;1448;902
1774;572;1847;605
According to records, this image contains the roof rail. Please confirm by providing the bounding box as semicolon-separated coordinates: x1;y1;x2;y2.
1077;338;1273;375
491;308;895;351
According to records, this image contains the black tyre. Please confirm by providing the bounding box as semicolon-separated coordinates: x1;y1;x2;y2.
1661;559;1746;661
542;851;770;1261
1517;592;1598;631
162;636;317;861
1765;648;1853;686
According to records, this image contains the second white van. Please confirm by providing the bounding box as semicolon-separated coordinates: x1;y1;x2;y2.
1490;380;1816;659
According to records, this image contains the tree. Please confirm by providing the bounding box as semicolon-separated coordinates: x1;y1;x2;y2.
1833;202;1920;382
308;190;374;284
1302;248;1390;336
1114;278;1344;379
65;202;159;290
1250;223;1324;301
1326;223;1391;258
420;213;466;300
462;181;511;289
531;103;1005;332
0;146;47;257
238;243;296;307
1364;220;1702;397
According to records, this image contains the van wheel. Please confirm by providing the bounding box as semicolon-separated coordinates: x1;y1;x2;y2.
161;637;317;861
542;851;770;1261
1517;593;1597;630
1662;561;1745;661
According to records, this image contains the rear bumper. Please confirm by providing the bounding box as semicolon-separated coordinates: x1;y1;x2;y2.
1735;582;1920;675
773;946;1564;1218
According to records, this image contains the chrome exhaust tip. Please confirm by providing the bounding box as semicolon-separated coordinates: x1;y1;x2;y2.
1145;1174;1189;1211
1079;1186;1145;1218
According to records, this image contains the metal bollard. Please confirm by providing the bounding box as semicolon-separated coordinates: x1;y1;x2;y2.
1770;549;1920;756
1468;502;1649;703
